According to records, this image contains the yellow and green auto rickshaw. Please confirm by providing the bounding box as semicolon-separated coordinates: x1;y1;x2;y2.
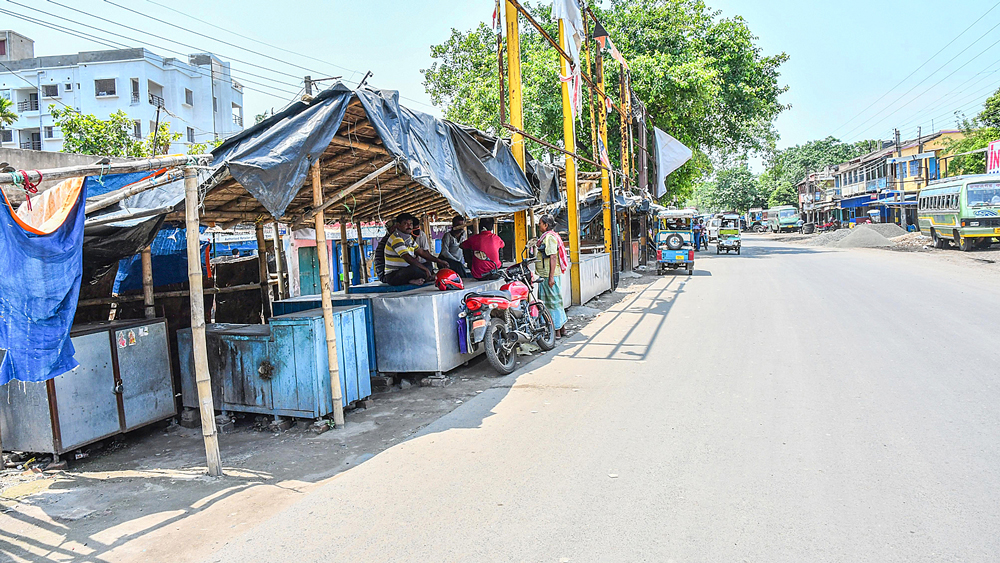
716;213;742;254
655;209;696;275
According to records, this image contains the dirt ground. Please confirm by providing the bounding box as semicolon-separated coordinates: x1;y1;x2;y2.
0;269;656;563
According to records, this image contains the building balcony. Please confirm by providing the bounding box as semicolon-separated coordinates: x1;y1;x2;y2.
17;99;38;112
148;93;165;109
232;114;243;127
20;141;41;150
131;91;140;104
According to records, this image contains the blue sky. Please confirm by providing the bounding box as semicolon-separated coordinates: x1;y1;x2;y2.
6;0;1000;151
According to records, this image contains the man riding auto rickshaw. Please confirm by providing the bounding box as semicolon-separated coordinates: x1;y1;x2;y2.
716;213;742;255
655;209;696;275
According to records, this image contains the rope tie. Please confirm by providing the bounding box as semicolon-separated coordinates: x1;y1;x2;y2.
17;170;41;211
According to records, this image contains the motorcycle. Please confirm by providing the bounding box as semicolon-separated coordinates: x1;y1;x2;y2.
458;257;556;375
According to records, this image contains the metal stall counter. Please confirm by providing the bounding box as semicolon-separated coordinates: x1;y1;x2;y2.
0;318;176;455
177;305;371;420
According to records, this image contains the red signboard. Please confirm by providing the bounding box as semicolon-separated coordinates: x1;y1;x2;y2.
988;140;1000;174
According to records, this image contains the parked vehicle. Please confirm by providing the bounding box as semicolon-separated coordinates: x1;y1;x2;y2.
655;209;696;275
458;257;556;375
918;175;1000;251
716;214;741;254
766;205;800;233
746;208;764;232
817;220;840;232
707;214;722;242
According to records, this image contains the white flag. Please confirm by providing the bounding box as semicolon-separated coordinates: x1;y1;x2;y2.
653;127;692;198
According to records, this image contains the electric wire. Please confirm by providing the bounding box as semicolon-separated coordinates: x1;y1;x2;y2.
828;0;1000;137
894;59;1000;133
6;2;301;100
0;7;125;50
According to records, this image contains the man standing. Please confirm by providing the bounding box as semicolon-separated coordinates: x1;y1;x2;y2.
461;217;505;279
382;213;449;286
438;215;468;277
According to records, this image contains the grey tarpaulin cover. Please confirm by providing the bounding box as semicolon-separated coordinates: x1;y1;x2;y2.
212;83;537;218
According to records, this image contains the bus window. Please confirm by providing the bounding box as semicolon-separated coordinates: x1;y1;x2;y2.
967;182;1000;207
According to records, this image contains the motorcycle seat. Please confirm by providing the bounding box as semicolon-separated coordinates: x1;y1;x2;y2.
474;290;512;300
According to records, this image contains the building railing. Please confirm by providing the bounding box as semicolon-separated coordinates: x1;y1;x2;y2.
232;114;243;127
17;99;39;112
131;91;140;104
20;141;41;150
149;93;165;108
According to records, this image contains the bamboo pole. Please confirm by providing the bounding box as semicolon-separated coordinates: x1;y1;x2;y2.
0;155;211;187
312;161;346;427
141;246;155;319
272;222;287;300
329;135;389;155
340;218;352;291
255;223;272;320
184;166;223;477
560;18;583;306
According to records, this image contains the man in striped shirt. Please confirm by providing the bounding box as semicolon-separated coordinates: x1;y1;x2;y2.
381;213;449;286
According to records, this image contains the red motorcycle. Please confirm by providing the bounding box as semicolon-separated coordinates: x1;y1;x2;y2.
458;259;556;375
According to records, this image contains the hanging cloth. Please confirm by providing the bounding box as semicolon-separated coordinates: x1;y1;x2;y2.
0;177;87;385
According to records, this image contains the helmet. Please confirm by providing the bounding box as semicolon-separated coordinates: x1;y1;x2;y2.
435;268;464;291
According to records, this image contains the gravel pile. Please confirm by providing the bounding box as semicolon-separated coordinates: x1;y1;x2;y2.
891;232;932;250
832;227;893;248
866;223;907;238
806;229;852;247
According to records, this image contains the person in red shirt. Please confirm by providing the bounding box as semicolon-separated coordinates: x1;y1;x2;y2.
461;217;505;279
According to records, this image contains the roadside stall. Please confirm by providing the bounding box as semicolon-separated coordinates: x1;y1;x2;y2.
198;82;539;387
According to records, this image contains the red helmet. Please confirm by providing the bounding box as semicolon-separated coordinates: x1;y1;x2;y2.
435;268;464;291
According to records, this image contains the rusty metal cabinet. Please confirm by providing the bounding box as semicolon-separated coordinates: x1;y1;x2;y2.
0;319;176;455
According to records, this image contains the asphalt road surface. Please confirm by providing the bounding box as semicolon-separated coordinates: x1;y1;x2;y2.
206;234;1000;562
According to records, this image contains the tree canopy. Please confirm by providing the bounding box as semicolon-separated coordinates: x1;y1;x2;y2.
943;86;1000;176
422;0;788;202
0;97;16;129
50;107;204;157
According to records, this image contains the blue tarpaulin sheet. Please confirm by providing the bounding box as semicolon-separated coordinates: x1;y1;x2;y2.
114;226;207;293
0;185;87;385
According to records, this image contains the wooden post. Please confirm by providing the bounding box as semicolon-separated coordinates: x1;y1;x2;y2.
272;222;287;300
255;223;272;320
505;0;529;262
184;166;223;477
141;245;155;319
356;223;369;283
559;18;583;306
312;161;346;427
339;218;351;291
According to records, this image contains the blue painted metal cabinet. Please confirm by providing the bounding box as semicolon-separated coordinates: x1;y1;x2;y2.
178;306;371;419
274;295;377;374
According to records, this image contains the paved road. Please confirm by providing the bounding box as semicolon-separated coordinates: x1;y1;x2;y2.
206;235;1000;562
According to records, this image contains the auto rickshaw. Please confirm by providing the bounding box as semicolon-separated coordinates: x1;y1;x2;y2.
655;209;696;275
716;213;741;254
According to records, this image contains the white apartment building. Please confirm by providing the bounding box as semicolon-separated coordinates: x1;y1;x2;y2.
0;31;244;153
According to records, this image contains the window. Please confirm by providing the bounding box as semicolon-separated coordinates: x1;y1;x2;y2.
64;83;73;92
184;88;193;106
0;40;6;56
41;84;59;98
901;163;908;179
835;176;841;188
213;97;218;112
0;130;12;143
133;120;141;139
0;89;9;101
187;127;195;143
43;126;55;139
909;160;920;177
95;78;117;97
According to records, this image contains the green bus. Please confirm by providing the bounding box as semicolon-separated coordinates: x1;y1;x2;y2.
918;175;1000;251
766;205;799;233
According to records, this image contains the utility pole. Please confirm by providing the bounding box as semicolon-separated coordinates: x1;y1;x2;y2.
895;128;904;228
304;75;313;96
504;1;530;265
557;16;582;306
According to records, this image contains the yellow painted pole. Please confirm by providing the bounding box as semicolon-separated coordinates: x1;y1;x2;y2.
596;48;613;257
505;0;529;261
559;19;582;306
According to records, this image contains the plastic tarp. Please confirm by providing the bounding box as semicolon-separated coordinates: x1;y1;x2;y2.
0;177;87;384
212;83;537;219
114;225;208;293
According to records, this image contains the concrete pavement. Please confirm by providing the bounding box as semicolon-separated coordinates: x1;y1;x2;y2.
205;234;1000;562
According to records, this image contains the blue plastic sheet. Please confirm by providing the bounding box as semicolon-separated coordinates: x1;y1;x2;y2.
0;187;87;385
114;226;207;293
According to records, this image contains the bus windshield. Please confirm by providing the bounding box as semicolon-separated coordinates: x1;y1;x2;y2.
779;209;797;218
967;182;1000;207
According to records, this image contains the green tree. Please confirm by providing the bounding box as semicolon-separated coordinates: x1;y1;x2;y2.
0;97;17;129
187;137;224;155
767;180;798;208
711;164;768;212
143;120;182;157
942;87;1000;176
767;136;873;188
52;107;146;157
422;0;788;202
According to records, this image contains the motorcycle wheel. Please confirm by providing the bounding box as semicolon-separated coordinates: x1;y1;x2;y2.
534;305;556;351
484;318;517;375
